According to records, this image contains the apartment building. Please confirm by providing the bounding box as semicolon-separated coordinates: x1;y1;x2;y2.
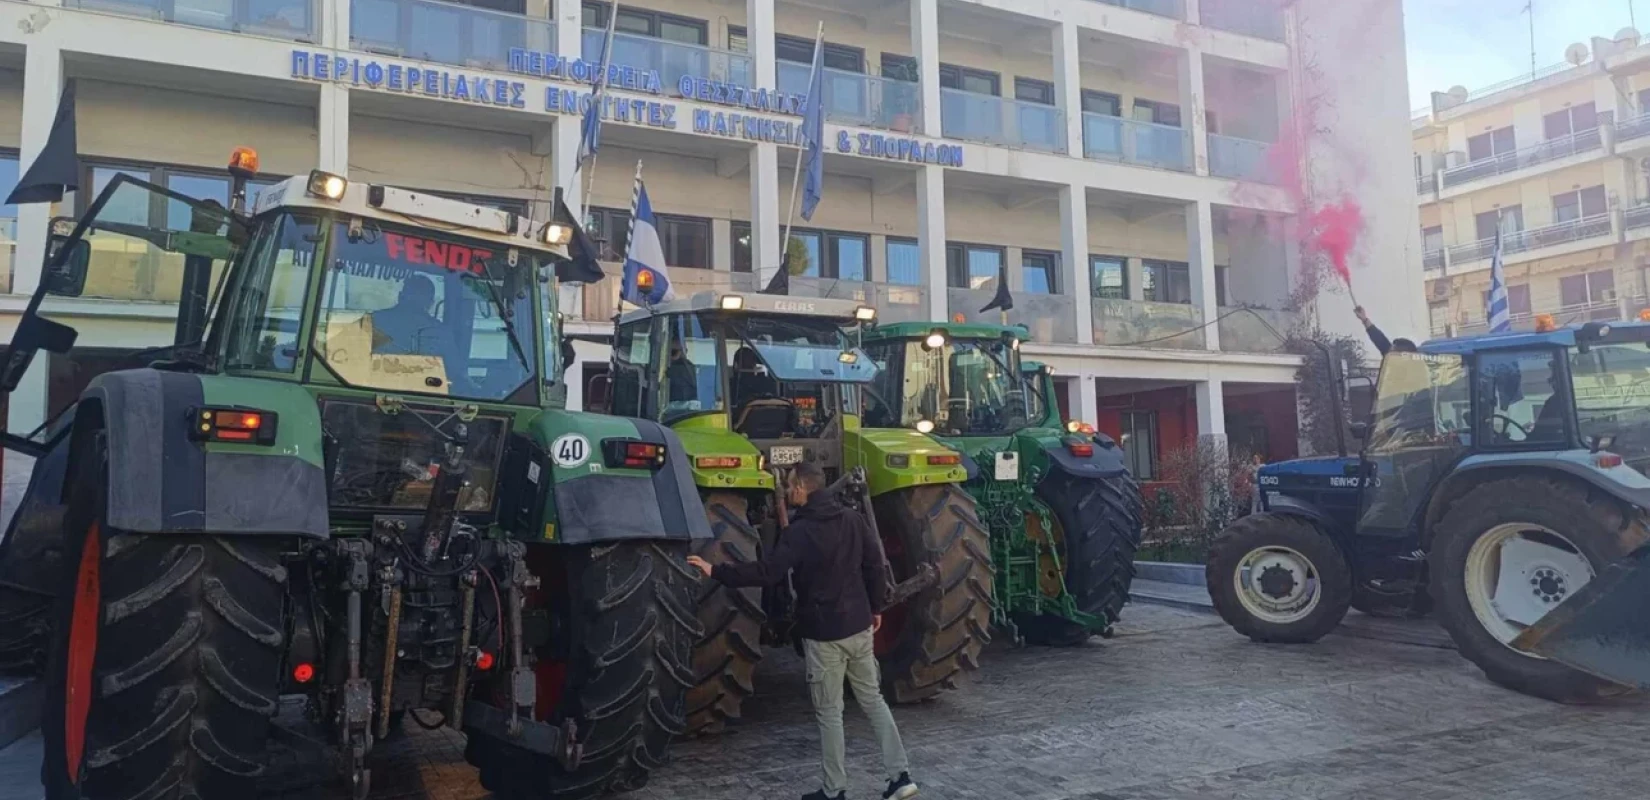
0;0;1418;483
1415;29;1650;337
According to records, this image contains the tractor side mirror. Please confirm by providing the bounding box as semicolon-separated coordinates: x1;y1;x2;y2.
1349;421;1370;441
42;233;90;297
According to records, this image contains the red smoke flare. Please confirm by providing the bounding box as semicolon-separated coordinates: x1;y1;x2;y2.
1305;198;1363;286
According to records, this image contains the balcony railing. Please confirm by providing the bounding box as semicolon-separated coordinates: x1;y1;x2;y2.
352;0;548;72
1423;249;1445;271
1445;214;1612;265
1092;298;1205;350
1446;299;1623;337
1416;174;1434;195
1088;0;1185;20
1208;134;1274;183
948;287;1078;343
1199;2;1286;41
1617;112;1650;146
787;277;928;323
1440;127;1603;189
940;89;1067;153
583;28;752;89
1627;204;1650;232
1218;306;1299;353
1083;114;1191;172
777;62;922;133
1458;62;1573;106
67;0;319;41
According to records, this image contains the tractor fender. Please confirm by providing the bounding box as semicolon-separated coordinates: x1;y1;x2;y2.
0;420;74;596
1257;494;1349;541
528;411;713;544
1423;451;1650;538
1040;432;1129;480
75;369;329;538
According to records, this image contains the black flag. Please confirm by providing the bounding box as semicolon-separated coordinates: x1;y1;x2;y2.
551;187;605;284
762;250;791;295
978;259;1013;314
8;81;79;205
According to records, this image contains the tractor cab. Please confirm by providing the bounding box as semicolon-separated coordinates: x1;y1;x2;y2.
860;322;1042;440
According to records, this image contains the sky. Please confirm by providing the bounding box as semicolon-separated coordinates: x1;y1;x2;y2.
1405;0;1643;110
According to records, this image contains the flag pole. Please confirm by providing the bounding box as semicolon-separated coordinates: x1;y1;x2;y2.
578;7;620;221
618;159;643;317
777;21;825;289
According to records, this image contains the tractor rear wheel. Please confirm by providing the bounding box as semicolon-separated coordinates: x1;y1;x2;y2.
872;485;992;704
1207;512;1352;643
684;492;765;735
1431;477;1647;703
42;433;288;800
1018;469;1144;645
466;541;698;799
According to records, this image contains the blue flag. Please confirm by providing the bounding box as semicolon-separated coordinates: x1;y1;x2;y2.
799;34;825;221
577;11;618;172
621;175;674;306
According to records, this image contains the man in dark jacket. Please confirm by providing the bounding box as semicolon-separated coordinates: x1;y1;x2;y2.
1356;306;1416;355
687;463;919;800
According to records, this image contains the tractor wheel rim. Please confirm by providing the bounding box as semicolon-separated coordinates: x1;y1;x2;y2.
1464;522;1594;655
1232;546;1321;624
64;521;101;784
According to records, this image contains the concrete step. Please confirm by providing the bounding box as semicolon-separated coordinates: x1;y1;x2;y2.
1130;578;1214;613
1134;560;1205;586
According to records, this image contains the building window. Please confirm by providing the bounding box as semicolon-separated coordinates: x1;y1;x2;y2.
728;24;747;52
732;221;752;272
1552;186;1607;222
0;149;18;294
785;229;868;280
1422;225;1444;252
1082;90;1121;117
938;64;999;95
1428;301;1449;333
1543;102;1599;139
1091;256;1126;299
1560;270;1615;309
1466;126;1516;162
1121;410;1157;480
1475;207;1523;242
1141;260;1191;304
1021;250;1060;294
657;214;711;269
586;207;632;261
1480;284;1532;317
881;53;919;82
582;2;707;45
1014;77;1055;106
777;35;862;71
886;238;921;285
946;242;1005;289
1132;99;1182;127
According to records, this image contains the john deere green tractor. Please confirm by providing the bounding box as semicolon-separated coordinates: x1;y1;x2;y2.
861;322;1144;645
592;293;992;734
0;157;707;799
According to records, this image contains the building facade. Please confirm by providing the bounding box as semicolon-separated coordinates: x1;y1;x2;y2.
0;0;1418;484
1415;30;1650;339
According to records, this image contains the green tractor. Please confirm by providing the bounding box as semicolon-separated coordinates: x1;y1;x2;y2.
589;293;992;734
860;322;1145;646
0;157;710;799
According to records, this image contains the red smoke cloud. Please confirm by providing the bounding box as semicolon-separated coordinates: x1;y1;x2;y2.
1305;198;1364;286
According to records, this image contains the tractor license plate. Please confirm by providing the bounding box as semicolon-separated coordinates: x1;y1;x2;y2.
995;452;1020;480
770;446;805;466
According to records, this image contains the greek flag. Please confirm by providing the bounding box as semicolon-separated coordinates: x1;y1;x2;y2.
621;171;674;306
576;9;619;173
1487;221;1511;333
799;30;825;221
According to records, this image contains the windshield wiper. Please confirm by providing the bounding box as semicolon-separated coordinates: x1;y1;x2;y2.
468;256;532;373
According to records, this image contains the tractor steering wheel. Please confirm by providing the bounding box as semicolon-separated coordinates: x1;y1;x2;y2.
1490;414;1530;442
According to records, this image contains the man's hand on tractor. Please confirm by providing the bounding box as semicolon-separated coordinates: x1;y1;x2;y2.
686;555;713;578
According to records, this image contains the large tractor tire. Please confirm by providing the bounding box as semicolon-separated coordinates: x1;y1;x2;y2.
1207;512;1353;643
872;485;992;704
684;492;765;736
1430;477;1648;703
467;541;699;799
1018;469;1145;646
42;432;288;800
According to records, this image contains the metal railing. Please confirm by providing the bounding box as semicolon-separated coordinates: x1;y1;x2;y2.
1208;133;1274;183
1199;1;1285;41
948;287;1078;343
1083;114;1191;172
1456;62;1574;106
352;0;549;72
1423;249;1445;271
939;89;1067;153
1416;174;1434;195
1627;204;1650;232
786;277;928;323
1087;0;1185;19
1092;298;1205;350
1445;214;1612;264
1217;306;1300;353
1440;127;1602;189
1445;299;1623;337
1616;112;1650;145
582;27;753;89
777;62;922;133
68;0;319;41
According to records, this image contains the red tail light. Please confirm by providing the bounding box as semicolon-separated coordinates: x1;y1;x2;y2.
292;662;315;683
1067;442;1094;457
925;454;961;466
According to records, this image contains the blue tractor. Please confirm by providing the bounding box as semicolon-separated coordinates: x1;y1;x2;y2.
1208;320;1650;702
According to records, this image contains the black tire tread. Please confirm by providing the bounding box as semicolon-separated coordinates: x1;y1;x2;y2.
1022;468;1145;644
683;492;766;736
1206;512;1353;644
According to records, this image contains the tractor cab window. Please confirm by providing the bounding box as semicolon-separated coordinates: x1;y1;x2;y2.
662;313;723;421
903;338;1030;436
221;212;321;373
711;313;874;439
1360;351;1472;537
1474;348;1568;448
313;221;539;402
610;319;653;417
1569;341;1650;465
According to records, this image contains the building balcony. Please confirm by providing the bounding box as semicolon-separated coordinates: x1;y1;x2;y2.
68;0;319;41
1087;0;1185;20
1617;112;1650;147
352;0;548;72
940;89;1066;154
1423;249;1445;272
1207;133;1274;183
787;277;929;324
1199;1;1286;41
1416;174;1434;195
1626;203;1650;232
1439;127;1603;190
1092;298;1205;350
1444;214;1612;265
1444;299;1623;337
948;288;1078;343
777;63;922;134
1083;114;1191;172
583;27;752;89
1217;306;1299;353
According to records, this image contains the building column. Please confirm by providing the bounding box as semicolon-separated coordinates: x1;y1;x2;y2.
1125;256;1145;301
318;85;349;175
1196;378;1227;446
1052;21;1083;159
1187;199;1221;350
911;0;942;136
747;0;776;89
1183;0;1201;25
1179;48;1209;176
1059;183;1094;344
916;165;947;319
1076;373;1099;427
324;0;350;50
751;143;781;287
9;45;63;433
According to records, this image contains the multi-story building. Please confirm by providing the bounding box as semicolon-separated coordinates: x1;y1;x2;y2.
1415;29;1650;338
0;0;1417;484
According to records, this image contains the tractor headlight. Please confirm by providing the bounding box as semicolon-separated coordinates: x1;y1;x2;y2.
307;170;348;200
542;222;572;246
915;419;935;434
924;332;946;349
854;306;877;321
720;294;746;310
